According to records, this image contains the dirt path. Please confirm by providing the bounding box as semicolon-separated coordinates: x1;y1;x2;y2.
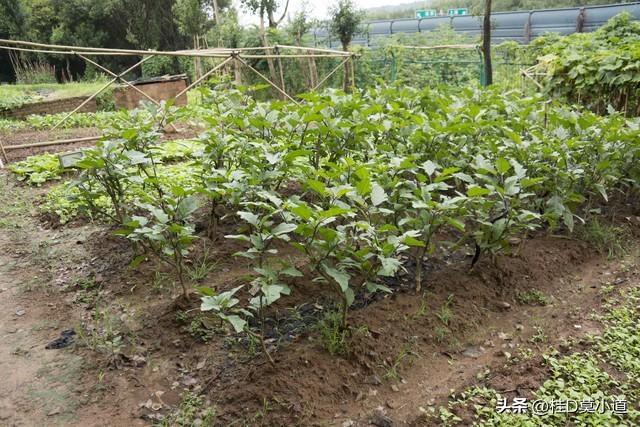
0;220;145;426
0;230;80;425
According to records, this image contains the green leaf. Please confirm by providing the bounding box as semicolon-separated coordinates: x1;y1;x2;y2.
281;266;303;277
177;195;198;219
305;179;327;196
422;160;437;176
322;264;350;293
496;158;510;174
319;207;350;220
446;217;465;232
238;211;259;226
402;236;426;247
290;204;313;220
370;183;387;206
223;315;246;333
271;222;297;236
467;186;490;197
354;167;371;196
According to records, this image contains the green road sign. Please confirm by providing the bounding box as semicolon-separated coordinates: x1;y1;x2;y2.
415;9;437;18
448;8;468;16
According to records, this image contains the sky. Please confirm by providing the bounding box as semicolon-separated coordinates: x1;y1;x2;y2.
235;0;420;25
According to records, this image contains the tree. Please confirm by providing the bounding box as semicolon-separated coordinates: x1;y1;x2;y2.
287;10;317;89
242;0;290;29
0;0;26;81
482;0;492;85
241;0;291;97
329;0;361;92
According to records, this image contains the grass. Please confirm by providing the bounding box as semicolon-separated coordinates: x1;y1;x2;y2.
516;289;548;306
318;310;348;356
156;392;216;427
423;287;640;426
578;217;630;260
436;294;455;326
383;340;418;382
0;80;109;110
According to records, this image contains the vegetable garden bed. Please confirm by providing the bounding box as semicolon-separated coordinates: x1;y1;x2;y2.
2;82;640;426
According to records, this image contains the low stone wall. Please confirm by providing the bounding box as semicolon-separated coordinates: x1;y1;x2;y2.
1;96;97;119
113;78;188;110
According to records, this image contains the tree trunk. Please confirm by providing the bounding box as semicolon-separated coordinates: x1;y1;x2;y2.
259;12;281;98
342;42;351;92
308;49;318;89
482;0;493;86
294;35;311;90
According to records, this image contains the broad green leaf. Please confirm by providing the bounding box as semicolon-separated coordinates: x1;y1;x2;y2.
370;183;388;206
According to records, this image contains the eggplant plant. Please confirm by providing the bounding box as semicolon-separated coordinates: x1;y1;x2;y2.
224;193;301;365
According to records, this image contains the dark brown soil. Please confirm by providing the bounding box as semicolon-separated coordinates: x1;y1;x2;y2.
1;173;639;426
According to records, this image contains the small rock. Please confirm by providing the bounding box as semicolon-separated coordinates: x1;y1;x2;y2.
15;308;26;317
515;324;524;331
497;301;511;310
573;324;582;329
132;355;147;366
386;400;398;409
341;420;355;427
462;346;485;358
367;375;382;385
181;376;198;387
371;409;393;427
391;384;399;392
47;408;61;416
0;288;8;293
498;332;512;341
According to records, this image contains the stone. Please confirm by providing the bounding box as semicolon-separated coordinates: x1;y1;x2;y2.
462;346;485;358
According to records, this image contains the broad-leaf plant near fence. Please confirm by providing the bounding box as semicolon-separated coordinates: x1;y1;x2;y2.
42;82;640;363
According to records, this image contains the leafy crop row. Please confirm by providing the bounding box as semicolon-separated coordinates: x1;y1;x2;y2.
45;84;640;363
532;12;640;116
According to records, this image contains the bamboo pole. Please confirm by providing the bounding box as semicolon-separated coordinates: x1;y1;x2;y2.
275;47;286;93
78;54;163;107
235;56;298;104
0;44;351;59
174;56;234;101
0;137;8;166
51;56;154;131
312;57;350;91
274;44;351;56
3;135;101;151
78;54;180;133
385;44;478;50
0;38;230;58
350;55;356;90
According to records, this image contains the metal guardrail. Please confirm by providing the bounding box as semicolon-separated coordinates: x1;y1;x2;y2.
311;1;640;47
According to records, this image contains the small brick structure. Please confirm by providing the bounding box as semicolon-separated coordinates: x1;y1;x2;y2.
0;96;97;119
113;74;189;110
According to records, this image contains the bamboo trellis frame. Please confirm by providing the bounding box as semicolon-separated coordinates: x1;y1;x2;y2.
0;39;356;165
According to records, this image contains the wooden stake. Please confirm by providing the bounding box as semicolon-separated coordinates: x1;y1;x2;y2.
0;137;8;167
3;135;101;151
312;57;350;92
174;56;234;101
350;55;356;90
235;56;298;104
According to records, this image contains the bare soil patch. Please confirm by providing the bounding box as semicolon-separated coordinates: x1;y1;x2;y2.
1;173;639;426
